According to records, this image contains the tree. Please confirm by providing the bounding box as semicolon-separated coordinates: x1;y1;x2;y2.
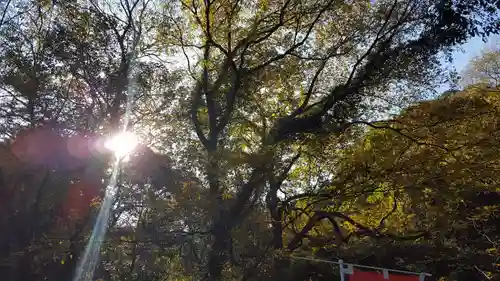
163;1;500;280
294;84;500;281
0;125;108;281
461;46;500;88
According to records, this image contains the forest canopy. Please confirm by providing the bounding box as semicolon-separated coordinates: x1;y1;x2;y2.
1;0;500;281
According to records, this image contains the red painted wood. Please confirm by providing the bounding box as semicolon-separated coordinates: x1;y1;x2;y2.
349;269;419;281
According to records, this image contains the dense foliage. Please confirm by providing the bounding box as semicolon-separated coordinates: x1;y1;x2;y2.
1;0;500;281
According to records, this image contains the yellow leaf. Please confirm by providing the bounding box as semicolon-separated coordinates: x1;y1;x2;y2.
486;247;497;254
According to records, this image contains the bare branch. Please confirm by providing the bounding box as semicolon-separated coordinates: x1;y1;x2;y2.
249;0;335;73
377;196;398;229
0;0;12;28
287;209;428;250
350;120;453;152
345;0;399;87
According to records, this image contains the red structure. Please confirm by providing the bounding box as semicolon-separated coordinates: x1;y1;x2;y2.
349;270;421;281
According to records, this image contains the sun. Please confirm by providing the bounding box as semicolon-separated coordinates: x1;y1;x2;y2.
104;131;139;159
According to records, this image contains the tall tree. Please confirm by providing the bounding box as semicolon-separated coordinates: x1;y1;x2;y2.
155;1;500;280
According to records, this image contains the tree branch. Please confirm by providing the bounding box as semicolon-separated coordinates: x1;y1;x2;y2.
287;210;428;250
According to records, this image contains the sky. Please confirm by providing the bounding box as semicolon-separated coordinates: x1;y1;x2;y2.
452;34;499;75
430;34;499;95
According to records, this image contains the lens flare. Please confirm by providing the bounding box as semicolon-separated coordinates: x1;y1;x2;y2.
104;131;139;159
